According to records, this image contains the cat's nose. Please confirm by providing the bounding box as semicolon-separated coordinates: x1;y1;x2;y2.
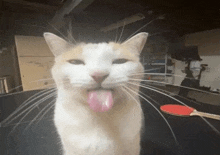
91;73;109;83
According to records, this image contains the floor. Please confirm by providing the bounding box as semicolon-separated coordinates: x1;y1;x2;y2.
1;89;220;155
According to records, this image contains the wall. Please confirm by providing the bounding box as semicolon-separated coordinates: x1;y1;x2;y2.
199;56;220;90
15;36;54;91
185;29;220;91
0;48;16;92
185;29;220;56
0;49;14;77
173;29;220;91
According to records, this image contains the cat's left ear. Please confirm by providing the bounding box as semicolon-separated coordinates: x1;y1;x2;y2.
44;32;73;57
122;32;148;55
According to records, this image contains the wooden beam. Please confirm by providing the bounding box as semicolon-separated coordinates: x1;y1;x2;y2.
71;0;94;13
49;0;82;30
49;0;94;30
105;0;145;11
100;13;145;32
3;0;59;12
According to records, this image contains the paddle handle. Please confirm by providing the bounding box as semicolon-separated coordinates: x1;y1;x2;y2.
191;110;220;120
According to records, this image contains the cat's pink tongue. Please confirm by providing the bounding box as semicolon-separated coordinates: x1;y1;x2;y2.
87;90;113;112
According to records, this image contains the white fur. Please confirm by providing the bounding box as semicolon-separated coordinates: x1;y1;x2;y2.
44;32;148;155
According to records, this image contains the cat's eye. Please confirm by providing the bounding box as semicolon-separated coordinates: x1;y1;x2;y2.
68;59;85;65
112;59;129;64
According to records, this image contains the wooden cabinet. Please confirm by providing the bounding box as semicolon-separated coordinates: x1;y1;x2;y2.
15;35;55;91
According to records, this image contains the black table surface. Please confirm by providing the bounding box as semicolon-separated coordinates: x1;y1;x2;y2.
0;89;220;155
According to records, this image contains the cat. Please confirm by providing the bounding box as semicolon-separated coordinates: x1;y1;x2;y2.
43;32;148;155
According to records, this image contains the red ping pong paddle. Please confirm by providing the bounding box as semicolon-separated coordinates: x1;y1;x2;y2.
160;104;220;121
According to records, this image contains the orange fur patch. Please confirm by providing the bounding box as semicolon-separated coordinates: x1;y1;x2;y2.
56;44;84;63
109;42;139;61
55;42;140;64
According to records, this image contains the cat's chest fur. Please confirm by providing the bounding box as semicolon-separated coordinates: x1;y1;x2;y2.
54;90;142;155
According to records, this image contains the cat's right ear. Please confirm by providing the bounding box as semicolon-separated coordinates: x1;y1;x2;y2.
43;32;72;57
122;32;148;55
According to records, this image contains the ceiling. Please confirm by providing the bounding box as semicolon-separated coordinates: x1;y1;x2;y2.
0;0;220;46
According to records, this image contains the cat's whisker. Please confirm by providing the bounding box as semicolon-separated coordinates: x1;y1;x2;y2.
130;68;163;75
2;91;55;124
117;20;126;43
47;22;72;43
0;88;25;97
114;23;119;42
199;117;220;134
15;88;56;111
0;82;57;98
6;85;23;93
143;67;164;72
12;88;55;115
140;84;219;133
24;99;56;131
130;72;171;76
8;92;56;134
120;86;141;110
129;78;220;96
29;78;55;83
149;30;173;37
138;68;163;73
67;20;77;44
122;85;179;145
6;91;56;128
124;14;165;42
128;81;220;134
130;72;213;83
2;118;55;127
138;89;161;106
143;83;202;105
128;81;195;109
35;82;57;89
1;88;56;125
35;104;55;125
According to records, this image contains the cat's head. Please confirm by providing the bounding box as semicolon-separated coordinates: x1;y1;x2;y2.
44;32;148;101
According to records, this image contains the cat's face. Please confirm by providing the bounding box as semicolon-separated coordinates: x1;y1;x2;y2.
44;33;148;96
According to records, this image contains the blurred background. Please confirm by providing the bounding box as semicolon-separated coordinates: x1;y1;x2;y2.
0;1;220;154
1;0;220;105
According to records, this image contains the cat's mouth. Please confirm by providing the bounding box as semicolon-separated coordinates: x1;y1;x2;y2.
87;84;114;92
87;87;114;92
87;88;114;112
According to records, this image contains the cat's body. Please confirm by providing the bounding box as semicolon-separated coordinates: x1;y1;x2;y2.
44;32;148;155
54;88;142;155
